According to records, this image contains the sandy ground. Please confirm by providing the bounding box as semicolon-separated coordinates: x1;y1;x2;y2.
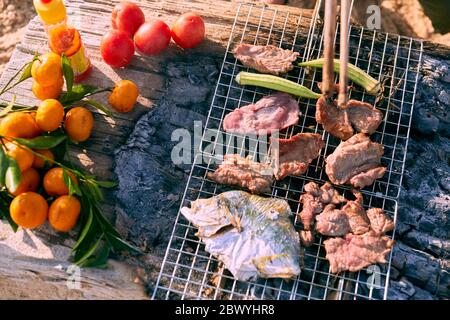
0;0;449;75
0;0;35;75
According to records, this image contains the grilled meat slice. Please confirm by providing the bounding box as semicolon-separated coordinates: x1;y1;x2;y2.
316;96;354;140
316;96;383;140
324;231;394;273
316;192;370;237
271;133;324;180
298;182;346;246
325;133;386;188
223;93;300;135
345;100;383;135
342;193;371;235
366;208;395;235
315;204;352;236
299;230;315;247
349;167;387;189
207;154;274;194
234;44;299;75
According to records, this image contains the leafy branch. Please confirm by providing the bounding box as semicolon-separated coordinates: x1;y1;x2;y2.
0;53;139;267
0;53;38;96
0;135;141;267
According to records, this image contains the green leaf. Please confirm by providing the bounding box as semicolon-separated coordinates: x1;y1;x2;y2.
0;54;38;96
0;195;18;232
93;206;120;238
61;54;74;94
79;242;110;268
5;158;21;193
84;99;113;117
18;58;34;83
51;136;69;162
0;148;8;186
73;205;94;250
95;180;118;188
13;135;67;149
74;234;103;266
82;180;103;202
0;95;16;118
63;169;82;196
60;84;97;106
105;232;142;254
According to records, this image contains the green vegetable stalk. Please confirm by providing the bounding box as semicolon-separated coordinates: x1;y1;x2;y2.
298;58;381;95
235;72;321;99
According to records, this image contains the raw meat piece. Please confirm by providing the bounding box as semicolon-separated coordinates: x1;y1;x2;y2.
315;192;370;237
271;133;324;180
323;231;394;273
349;167;387;189
316;96;383;140
298;182;346;246
366;208;395;235
207;154;274;194
234;44;299;75
223;93;300;135
325;133;386;188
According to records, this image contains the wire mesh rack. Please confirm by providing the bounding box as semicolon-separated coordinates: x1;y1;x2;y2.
153;1;423;300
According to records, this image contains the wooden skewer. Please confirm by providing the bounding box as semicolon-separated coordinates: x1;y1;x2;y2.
338;0;350;107
322;0;337;98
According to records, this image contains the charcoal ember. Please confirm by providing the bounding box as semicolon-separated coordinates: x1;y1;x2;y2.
390;243;448;296
388;278;416;299
114;56;218;250
415;56;450;138
411;285;436;300
412;107;440;135
388;277;434;300
402;230;450;257
438;90;450;105
389;266;401;280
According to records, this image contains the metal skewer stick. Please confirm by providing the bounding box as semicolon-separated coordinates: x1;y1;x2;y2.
322;0;337;98
338;0;350;107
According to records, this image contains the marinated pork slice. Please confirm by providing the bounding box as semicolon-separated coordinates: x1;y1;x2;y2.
315;204;352;236
316;96;383;140
324;231;394;273
316;96;354;140
234;44;299;75
349;167;387;189
223;93;300;135
207;154;274;194
325;133;386;188
271;133;324;180
342;194;371;235
345;100;384;135
366;208;395;235
315;192;370;237
298;182;346;246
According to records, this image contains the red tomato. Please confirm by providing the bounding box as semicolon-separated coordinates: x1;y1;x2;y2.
100;30;135;68
134;20;171;56
171;13;205;49
111;1;145;37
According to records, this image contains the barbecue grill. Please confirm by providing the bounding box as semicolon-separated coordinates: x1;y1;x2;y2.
152;0;423;300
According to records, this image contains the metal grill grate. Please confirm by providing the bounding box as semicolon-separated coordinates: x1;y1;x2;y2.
153;1;423;300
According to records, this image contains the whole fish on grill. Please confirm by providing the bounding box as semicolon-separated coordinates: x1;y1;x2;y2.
180;191;301;281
